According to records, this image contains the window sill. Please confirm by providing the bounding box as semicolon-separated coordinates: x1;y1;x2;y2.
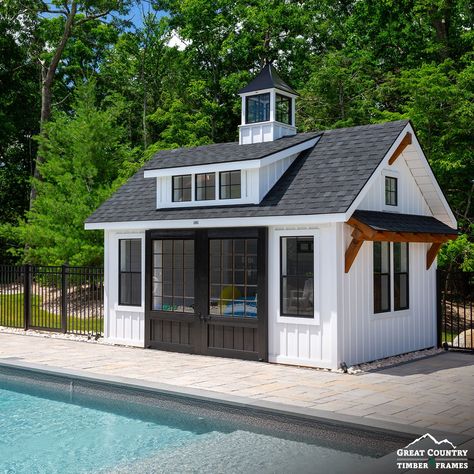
370;309;410;320
277;314;320;326
115;304;144;313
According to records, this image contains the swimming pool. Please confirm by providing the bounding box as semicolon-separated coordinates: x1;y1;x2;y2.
0;364;409;473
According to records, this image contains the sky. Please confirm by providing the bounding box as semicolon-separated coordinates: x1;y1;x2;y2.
126;2;167;29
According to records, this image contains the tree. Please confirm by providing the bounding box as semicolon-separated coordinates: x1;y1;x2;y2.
6;0;133;203
0;7;40;262
4;82;138;266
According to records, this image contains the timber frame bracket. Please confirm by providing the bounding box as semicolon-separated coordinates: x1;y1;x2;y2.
388;132;412;165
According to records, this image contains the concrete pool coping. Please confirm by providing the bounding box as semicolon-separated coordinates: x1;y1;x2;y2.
1;357;472;450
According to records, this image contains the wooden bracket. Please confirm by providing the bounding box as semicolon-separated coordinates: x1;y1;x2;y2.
388;132;412;165
426;242;442;270
345;237;364;273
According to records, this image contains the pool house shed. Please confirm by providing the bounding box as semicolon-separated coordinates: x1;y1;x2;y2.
85;64;458;369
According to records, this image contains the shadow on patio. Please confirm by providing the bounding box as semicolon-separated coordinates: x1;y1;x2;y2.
373;351;474;376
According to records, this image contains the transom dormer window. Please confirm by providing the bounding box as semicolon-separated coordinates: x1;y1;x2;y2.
172;175;192;202
246;93;270;123
276;93;291;125
385;176;398;206
220;171;241;199
196;173;216;201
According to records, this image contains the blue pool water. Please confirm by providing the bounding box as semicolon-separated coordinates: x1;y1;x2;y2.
0;369;404;474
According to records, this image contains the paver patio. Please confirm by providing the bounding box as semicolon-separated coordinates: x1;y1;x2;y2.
1;332;473;436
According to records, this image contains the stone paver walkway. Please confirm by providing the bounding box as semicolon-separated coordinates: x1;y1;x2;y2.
1;333;473;436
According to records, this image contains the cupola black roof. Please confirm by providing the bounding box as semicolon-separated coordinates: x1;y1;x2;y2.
238;63;297;95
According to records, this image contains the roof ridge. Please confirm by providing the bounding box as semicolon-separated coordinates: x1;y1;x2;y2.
321;119;409;135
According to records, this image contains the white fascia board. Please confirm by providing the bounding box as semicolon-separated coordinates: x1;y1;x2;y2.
345;122;457;228
84;212;345;231
239;88;298;99
143;137;319;179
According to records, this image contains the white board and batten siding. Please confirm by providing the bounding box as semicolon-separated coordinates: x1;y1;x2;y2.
104;229;146;347
338;228;436;366
338;144;437;366
268;223;340;369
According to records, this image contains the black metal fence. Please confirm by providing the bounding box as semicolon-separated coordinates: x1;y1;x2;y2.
438;270;474;351
0;264;103;337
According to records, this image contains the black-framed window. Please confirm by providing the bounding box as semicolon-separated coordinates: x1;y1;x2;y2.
276;93;292;124
373;241;390;313
246;93;270;123
394;242;409;310
172;175;192;202
152;239;194;313
209;239;258;318
195;173;215;201
220;170;241;200
280;237;314;318
119;239;142;306
385;176;398;206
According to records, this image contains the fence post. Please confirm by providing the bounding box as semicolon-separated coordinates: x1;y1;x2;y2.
23;264;30;330
436;269;443;348
61;264;68;333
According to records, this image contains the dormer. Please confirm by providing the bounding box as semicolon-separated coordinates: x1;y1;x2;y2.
238;64;297;145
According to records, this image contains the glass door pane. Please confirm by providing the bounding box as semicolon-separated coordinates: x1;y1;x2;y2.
209;239;258;318
152;239;194;313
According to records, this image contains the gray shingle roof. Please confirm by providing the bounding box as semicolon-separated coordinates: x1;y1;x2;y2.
86;120;410;224
144;132;319;170
238;64;297;95
352;210;457;234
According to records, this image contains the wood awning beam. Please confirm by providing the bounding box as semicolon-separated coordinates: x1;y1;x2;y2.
427;243;442;270
360;231;456;243
388;132;412;165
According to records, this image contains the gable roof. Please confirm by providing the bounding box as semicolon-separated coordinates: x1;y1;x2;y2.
238;64;297;95
144;132;319;171
86;120;412;225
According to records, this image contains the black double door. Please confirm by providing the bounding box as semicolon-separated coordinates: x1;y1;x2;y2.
145;228;267;361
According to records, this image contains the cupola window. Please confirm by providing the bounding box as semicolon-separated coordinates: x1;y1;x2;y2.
246;93;270;123
276;93;291;125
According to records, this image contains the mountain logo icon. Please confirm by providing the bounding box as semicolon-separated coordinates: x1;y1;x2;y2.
404;433;457;450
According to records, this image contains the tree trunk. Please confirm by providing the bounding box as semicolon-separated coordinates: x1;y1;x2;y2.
30;0;77;205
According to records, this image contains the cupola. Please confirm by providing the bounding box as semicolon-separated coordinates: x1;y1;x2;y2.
238;63;297;144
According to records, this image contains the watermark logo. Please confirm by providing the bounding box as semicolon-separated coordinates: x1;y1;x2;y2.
397;433;469;470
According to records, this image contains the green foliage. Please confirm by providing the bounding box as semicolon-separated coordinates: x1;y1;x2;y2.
3;82;138;266
439;232;474;271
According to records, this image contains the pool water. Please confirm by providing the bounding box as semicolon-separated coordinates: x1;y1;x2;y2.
0;369;403;474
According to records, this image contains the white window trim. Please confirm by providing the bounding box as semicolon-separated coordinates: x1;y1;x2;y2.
164;170;248;207
275;228;321;326
114;232;145;312
381;168;401;212
370;241;410;320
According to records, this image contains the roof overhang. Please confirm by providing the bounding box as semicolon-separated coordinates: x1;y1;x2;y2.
344;210;458;273
143;137;319;178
